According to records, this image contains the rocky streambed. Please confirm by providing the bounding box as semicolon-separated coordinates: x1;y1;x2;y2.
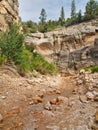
0;68;98;130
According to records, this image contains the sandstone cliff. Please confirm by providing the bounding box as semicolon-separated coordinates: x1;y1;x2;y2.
0;0;19;31
25;20;98;71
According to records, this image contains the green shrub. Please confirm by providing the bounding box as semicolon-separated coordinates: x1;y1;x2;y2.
0;54;6;65
0;24;31;74
31;53;58;74
91;66;98;73
14;49;32;73
0;24;58;75
84;66;98;73
0;24;24;62
84;67;90;71
25;45;35;52
22;21;38;34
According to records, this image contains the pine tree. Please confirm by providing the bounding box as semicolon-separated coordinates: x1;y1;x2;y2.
96;2;98;16
39;8;47;32
39;8;47;24
71;0;76;18
59;6;65;26
85;0;98;20
77;10;82;23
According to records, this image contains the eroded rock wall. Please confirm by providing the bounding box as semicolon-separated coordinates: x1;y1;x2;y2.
0;0;19;31
25;20;98;71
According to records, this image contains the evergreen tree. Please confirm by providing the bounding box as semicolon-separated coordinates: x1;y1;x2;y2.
77;10;82;23
85;0;98;20
59;6;65;26
39;8;47;32
39;8;47;24
96;2;98;16
22;21;37;34
71;0;76;18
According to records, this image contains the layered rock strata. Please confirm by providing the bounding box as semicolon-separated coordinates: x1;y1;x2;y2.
0;0;19;31
25;20;98;71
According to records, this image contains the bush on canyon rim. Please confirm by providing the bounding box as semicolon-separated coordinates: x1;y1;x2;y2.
0;24;58;75
84;66;98;73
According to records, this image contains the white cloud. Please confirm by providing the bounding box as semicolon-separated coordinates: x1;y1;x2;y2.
19;0;89;22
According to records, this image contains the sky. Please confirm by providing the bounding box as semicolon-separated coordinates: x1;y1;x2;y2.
19;0;89;23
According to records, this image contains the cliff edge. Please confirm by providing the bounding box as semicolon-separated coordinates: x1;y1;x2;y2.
0;0;19;31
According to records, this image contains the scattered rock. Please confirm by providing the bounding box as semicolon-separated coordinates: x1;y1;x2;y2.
43;101;52;110
72;88;78;94
37;92;44;98
50;98;57;105
5;107;20;117
62;128;67;130
92;124;98;130
77;80;83;85
94;96;98;102
95;110;98;122
25;85;32;89
1;96;6;99
79;69;85;74
93;91;98;96
29;100;34;105
55;90;61;94
0;114;3;122
88;85;93;91
79;95;87;103
75;125;89;130
0;64;98;129
86;92;94;100
57;96;68;105
68;96;79;107
46;125;59;130
33;96;43;103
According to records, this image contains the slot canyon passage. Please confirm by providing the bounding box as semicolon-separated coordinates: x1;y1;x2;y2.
0;0;98;130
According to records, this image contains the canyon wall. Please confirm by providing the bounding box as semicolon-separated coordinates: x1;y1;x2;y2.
0;0;19;31
25;20;98;71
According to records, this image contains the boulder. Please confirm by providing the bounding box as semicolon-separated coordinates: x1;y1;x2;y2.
43;101;52;110
95;110;98;122
50;98;57;105
79;95;87;103
81;26;96;35
0;114;3;122
86;92;94;100
32;96;43;104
